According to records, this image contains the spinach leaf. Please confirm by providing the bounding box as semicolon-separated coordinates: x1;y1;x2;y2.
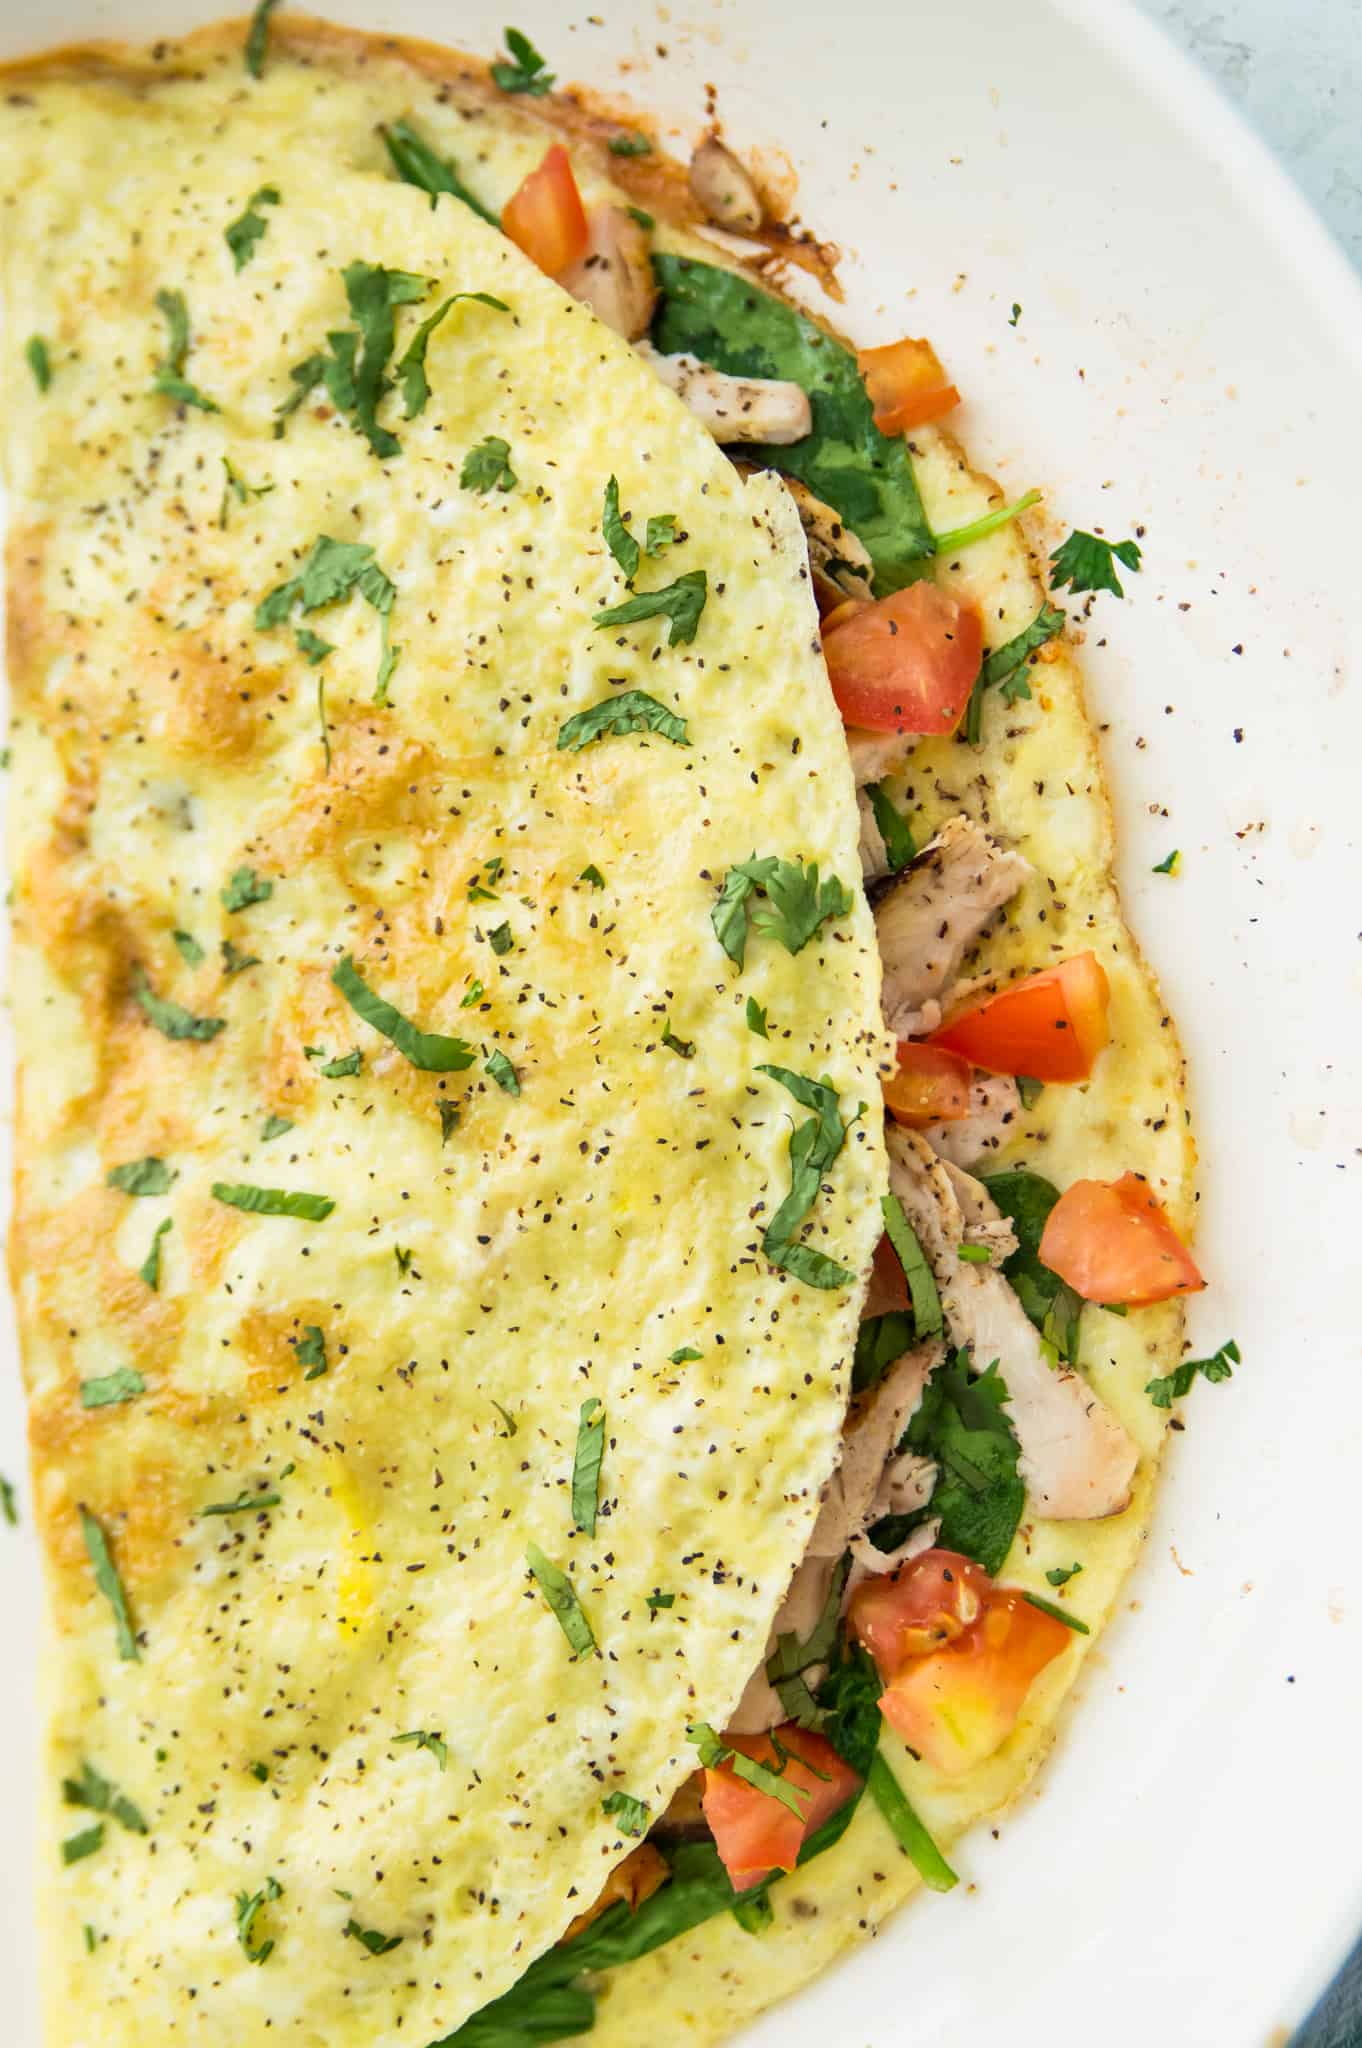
888;1351;1024;1575
651;255;933;591
977;1167;1081;1353
852;1310;917;1394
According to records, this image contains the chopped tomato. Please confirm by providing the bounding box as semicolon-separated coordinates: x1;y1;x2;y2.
848;1550;991;1674
883;1042;973;1128
877;1590;1070;1776
1038;1171;1205;1307
701;1725;861;1891
858;337;961;436
561;1841;669;1943
929;952;1111;1083
502;144;589;277
823;582;982;736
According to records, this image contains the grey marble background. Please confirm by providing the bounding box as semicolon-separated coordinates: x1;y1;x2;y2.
1134;7;1360;2038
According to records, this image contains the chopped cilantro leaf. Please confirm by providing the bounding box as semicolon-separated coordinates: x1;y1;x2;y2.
438;1101;461;1145
461;979;485;1008
332;953;476;1072
669;1346;702;1364
25;336;51;391
397;291;507;418
221;939;260;977
491;25;554;94
461;434;518;492
487;922;514;955
557;690;689;753
1146;1337;1239;1409
571;1397;606;1535
646;1590;674;1611
1047;1562;1083;1588
261;1113;294;1141
608;132;652;156
865;781;916;872
645;513;677;556
1153;849;1180;875
80;1507;139;1661
79;1367;145;1410
579;864;606;889
594;569;708;647
934;488;1041;555
256;535;397;695
1009;302;1022;326
757;1065;855;1289
338;259;430;458
1023;1591;1089;1635
62;1760;148;1836
491;1400;518;1438
225;185;280;271
602;1790;649;1835
343;1918;403;1958
1;1476;17;1526
131;969;225;1042
294;1326;327;1380
235;1875;282;1964
221;866;272;913
661;1019;695;1058
296;627;333;665
151;289;219;412
526;1544;597;1658
172;929;205;966
685;1723;809;1819
712;855;852;969
219;457;274;529
892;1353;1024;1575
1050;529;1143;599
107;1156;175;1197
138;1217;172;1290
62;1823;105;1867
745;997;769;1037
964;602;1066;745
602;475;640;582
380;118;500;225
211;1183;335;1221
879;1193;943;1338
484;1047;520;1095
393;1728;448;1771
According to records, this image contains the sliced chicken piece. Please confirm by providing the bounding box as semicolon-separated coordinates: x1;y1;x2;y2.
875;816;1031;1039
780;477;874;601
846;725;916;791
637;341;812;444
806;1340;943;1558
560;205;658;340
939;1157;1018;1266
688;136;765;233
886;1127;1138;1519
849;1515;940;1585
922;1073;1023;1171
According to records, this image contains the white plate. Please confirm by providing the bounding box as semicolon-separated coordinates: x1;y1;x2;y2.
3;3;1360;2044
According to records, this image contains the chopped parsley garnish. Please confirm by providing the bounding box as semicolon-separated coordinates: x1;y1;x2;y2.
757;1065;855;1290
212;1182;335;1221
380;118;500;225
25;337;52;391
438;1101;461;1144
294;1326;327;1379
865;781;916;872
313;1047;362;1078
0;1476;16;1527
61;1824;105;1867
594;568;708;648
460;979;485;1008
879;1193;943;1338
331;953;475;1071
393;1728;448;1771
646;1590;674;1612
608;132;652;156
132;968;225;1042
296;627;333;665
393;1245;414;1278
660;1019;695;1058
225;185;280;271
963;602;1067;745
526;1544;597;1658
257;533;398;700
487;921;514;955
261;1113;294;1141
1050;529;1143;600
343;1918;403;1958
933;488;1041;556
1153;849;1181;875
249;1762;270;1782
712;856;852;970
893;1353;1024;1575
345;260;428;456
556;690;689;753
79;1367;145;1411
579;865;606;889
867;1752;958;1892
1146;1337;1239;1409
199;1483;283;1517
219;457;274;528
79;1506;139;1661
491;1400;518;1438
397;292;507;418
686;1723;809;1820
151;289;219;412
601;476;678;584
62;1760;148;1836
484;1047;520;1095
745;997;769;1037
235;1875;282;1964
221;865;273;913
1047;1562;1083;1588
571;1398;606;1535
461;434;518;492
1023;1592;1089;1635
107;1156;175;1197
172;929;205;966
491;25;555;94
602;1790;650;1835
221;939;260;978
1009;302;1022;326
137;1216;172;1290
669;1346;702;1364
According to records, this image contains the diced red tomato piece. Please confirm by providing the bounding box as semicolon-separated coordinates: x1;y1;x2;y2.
929;952;1111;1083
701;1724;861;1891
848;1549;991;1675
883;1042;973;1128
1038;1171;1205;1308
877;1589;1070;1775
858;338;961;436
823;582;982;736
502;144;589;277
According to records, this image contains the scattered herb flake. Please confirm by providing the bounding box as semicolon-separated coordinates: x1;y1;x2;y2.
261;1113;294;1141
491;1400;518;1438
318;1048;362;1079
397;291;507;418
865;781;916;872
221;939;260;978
220;457;275;530
964;602;1066;745
1009;302;1022;326
1050;530;1143;600
221;866;272;913
1146;1337;1239;1409
225;185;280;270
332;953;476;1072
627;204;655;231
1153;849;1181;875
460;979;485;1009
461;434;518;492
438;1101;461;1145
0;1476;16;1527
484;1047;520;1095
867;1752;957;1892
151;289;219;412
745;997;769;1038
295;1326;328;1380
107;1156;176;1197
172;929;205;966
571;1397;606;1535
1016;1076;1045;1111
138;1218;174;1303
660;1019;695;1058
601;1790;650;1835
244;0;279;76
393;1728;448;1772
646;1590;674;1612
380;118;500;225
579;864;606;889
492;25;554;94
79;1507;139;1661
25;336;52;390
62;1824;105;1867
526;1543;597;1658
556;690;689;753
1046;1562;1083;1588
79;1367;146;1411
602;475;640;582
933;488;1041;555
608;132;652;156
594;568;707;648
487;922;514;956
200;1484;282;1518
712;855;852;969
343;1918;403;1958
669;1346;702;1364
685;1723;809;1820
757;1065;855;1290
1024;1592;1089;1635
62;1760;148;1836
296;627;334;665
132;968;225;1042
235;1875;282;1964
212;1182;335;1221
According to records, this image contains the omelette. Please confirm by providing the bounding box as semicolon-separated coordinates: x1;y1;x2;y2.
0;12;1215;2048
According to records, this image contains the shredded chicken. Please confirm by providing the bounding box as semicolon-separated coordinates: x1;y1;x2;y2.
849;1515;940;1584
886;1126;1138;1519
561;1841;670;1943
806;1342;942;1560
938;1157;1017;1265
688;136;764;232
858;788;891;882
874;816;1031;1038
560;205;657;340
636;341;812;444
780;477;874;601
845;725;917;790
922;1073;1024;1170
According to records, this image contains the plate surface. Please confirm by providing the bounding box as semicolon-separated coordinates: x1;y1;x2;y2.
2;2;1360;2043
